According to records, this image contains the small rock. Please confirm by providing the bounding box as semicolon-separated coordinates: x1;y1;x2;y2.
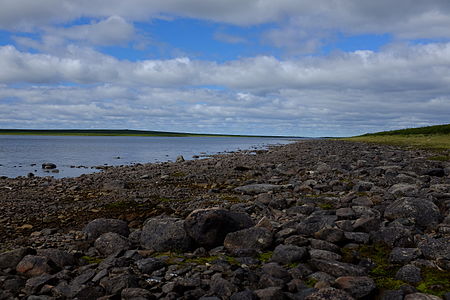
388;184;418;197
309;249;342;261
210;274;237;298
424;168;445;177
121;288;155;300
41;163;57;169
176;155;185;163
135;258;165;274
404;293;442;300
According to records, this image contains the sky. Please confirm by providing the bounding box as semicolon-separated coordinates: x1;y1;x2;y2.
0;1;450;137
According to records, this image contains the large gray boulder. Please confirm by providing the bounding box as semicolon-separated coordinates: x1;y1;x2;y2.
0;248;35;270
224;227;273;253
184;208;254;248
95;232;131;256
140;217;193;252
83;218;130;240
384;197;441;227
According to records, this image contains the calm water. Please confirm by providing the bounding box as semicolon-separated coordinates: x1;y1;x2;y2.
0;135;296;178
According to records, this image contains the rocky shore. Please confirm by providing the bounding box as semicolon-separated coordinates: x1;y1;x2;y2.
0;139;449;299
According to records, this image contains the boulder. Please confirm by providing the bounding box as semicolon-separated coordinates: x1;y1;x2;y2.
184;208;254;248
94;232;131;256
140;217;193;252
135;258;166;274
395;264;421;284
417;237;450;260
388;248;421;264
335;276;376;299
83;218;130;240
388;184;418;197
271;244;307;264
404;293;442;300
297;215;338;236
122;288;155;300
309;259;366;277
384;197;441;227
224;227;273;254
234;184;286;195
0;248;35;270
41;163;57;169
16;255;57;277
305;287;354;300
36;249;76;268
253;287;285;300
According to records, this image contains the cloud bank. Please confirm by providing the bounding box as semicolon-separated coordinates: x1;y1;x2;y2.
0;1;449;136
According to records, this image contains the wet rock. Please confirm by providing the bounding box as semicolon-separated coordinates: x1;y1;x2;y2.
395;265;421;284
310;259;366;277
271;244;307;264
41;163;57;169
83;218;130;240
184;208;254;248
335;276;376;299
16;255;57;277
94;232;131;256
384;197;441;227
0;247;35;269
305;287;354;300
224;227;273;254
140;217;193;252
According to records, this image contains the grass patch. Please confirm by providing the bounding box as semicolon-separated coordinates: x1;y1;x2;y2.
318;203;335;210
81;256;103;264
305;277;318;287
429;155;450;162
417;268;450;297
171;171;186;177
342;134;450;152
257;251;273;263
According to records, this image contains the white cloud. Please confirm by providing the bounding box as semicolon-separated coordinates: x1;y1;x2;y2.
214;32;246;44
1;42;449;135
47;16;136;46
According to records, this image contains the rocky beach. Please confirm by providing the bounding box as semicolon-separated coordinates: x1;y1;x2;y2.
0;139;449;299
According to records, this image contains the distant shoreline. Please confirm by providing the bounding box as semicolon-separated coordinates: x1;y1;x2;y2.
0;129;302;139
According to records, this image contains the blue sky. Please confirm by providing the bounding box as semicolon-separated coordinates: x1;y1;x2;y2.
0;0;450;136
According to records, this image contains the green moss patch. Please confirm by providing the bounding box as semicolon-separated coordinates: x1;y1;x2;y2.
257;251;273;263
417;268;450;297
81;256;103;264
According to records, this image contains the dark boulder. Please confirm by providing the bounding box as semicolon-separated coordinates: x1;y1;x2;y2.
94;232;131;256
224;227;273;254
83;218;130;240
384;197;441;227
184;208;254;248
140;217;193;252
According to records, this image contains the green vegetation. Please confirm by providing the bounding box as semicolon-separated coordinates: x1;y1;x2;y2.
257;251;273;263
417;268;450;297
361;124;450;136
342;124;450;153
81;256;103;264
0;128;298;138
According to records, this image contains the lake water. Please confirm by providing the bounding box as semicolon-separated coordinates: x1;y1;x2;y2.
0;135;296;178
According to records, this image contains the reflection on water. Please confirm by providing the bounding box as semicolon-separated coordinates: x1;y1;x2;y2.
0;135;296;178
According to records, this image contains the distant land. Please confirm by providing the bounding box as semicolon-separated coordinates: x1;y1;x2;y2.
344;123;450;154
0;129;302;139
